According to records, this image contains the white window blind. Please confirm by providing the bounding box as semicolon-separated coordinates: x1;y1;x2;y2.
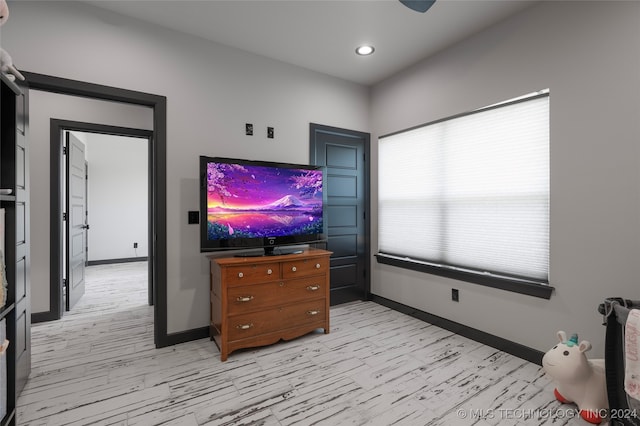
378;93;549;282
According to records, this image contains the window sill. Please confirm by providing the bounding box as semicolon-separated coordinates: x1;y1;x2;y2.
375;253;553;300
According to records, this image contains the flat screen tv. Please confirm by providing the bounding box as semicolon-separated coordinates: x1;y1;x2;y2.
199;156;326;255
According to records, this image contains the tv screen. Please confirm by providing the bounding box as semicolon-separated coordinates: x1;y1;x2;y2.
199;156;326;255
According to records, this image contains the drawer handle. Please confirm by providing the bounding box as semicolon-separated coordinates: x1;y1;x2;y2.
291;266;297;272
307;310;320;316
238;272;244;278
267;269;273;275
236;323;253;330
315;263;321;269
279;282;284;287
306;285;320;291
236;296;254;302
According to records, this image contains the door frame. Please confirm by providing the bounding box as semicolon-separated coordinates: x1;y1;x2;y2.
309;123;371;300
24;71;172;348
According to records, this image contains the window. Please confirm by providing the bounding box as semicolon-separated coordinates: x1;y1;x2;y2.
377;91;550;298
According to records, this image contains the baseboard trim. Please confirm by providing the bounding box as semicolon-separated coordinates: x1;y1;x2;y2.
164;326;209;347
369;294;544;365
87;257;148;266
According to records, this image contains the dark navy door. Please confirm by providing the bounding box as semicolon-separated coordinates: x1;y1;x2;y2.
310;123;370;305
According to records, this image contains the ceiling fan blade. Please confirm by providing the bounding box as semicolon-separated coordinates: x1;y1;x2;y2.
399;0;436;13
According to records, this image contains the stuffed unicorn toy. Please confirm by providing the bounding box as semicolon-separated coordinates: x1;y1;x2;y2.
542;331;608;424
0;0;25;82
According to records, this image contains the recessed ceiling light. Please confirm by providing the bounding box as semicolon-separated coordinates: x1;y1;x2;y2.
355;45;375;56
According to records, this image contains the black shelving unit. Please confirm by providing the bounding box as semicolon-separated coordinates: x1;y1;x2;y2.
1;73;31;426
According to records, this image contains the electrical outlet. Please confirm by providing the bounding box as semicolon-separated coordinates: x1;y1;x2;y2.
267;126;274;139
133;242;138;249
245;123;253;136
452;288;459;302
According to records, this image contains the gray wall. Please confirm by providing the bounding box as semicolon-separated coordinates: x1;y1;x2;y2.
83;133;149;262
4;1;370;333
370;1;640;356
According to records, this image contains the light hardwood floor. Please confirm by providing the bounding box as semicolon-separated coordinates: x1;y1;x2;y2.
17;262;589;425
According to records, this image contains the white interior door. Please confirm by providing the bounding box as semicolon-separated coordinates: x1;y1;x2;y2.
66;132;88;310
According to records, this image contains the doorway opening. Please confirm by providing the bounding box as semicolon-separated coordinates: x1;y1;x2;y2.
52;120;154;316
62;129;151;311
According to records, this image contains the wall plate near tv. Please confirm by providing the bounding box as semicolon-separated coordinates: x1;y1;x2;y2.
199;156;327;256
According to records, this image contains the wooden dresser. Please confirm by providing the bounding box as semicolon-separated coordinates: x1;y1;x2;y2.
208;248;331;361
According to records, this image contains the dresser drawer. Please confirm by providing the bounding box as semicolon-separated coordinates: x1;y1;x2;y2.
228;299;327;341
281;257;328;279
223;262;280;285
279;299;327;329
227;277;327;315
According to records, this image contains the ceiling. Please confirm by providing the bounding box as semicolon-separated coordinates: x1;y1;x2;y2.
84;0;536;86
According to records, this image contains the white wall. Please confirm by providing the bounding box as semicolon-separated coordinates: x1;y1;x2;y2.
371;1;640;356
83;133;148;262
4;1;370;333
29;92;152;313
